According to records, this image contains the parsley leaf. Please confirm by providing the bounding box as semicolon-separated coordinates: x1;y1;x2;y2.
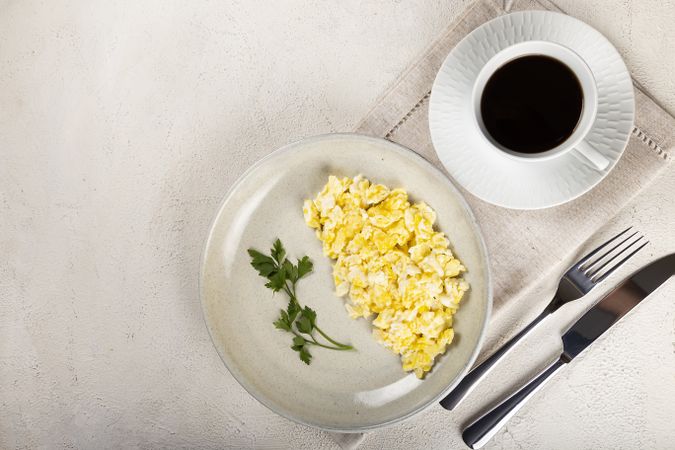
264;265;286;292
291;335;305;351
287;300;300;323
247;249;277;278
273;310;291;331
271;238;286;264
283;259;298;283
302;306;317;327
290;336;312;365
296;315;313;334
296;307;317;334
299;346;312;365
297;256;313;279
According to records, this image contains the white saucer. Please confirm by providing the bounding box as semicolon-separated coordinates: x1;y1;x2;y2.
429;11;634;210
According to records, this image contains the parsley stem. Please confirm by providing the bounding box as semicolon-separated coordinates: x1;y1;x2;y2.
290;330;351;351
308;333;352;350
314;325;353;349
284;279;352;349
308;340;352;351
282;284;294;299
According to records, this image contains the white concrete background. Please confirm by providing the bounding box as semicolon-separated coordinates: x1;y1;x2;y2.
1;0;674;448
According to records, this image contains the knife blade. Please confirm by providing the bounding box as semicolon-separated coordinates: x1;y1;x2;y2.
561;253;675;360
463;253;675;449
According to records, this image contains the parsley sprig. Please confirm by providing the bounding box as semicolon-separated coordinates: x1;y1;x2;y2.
248;239;353;365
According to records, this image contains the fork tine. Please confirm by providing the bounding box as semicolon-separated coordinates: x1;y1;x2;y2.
582;230;640;273
576;226;632;268
592;240;649;284
586;234;643;278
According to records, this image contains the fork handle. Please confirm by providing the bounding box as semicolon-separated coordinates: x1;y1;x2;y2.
462;356;568;449
439;308;551;410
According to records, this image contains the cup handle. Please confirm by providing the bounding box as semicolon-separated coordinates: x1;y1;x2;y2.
574;140;609;171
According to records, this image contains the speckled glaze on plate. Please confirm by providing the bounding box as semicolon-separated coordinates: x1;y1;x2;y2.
429;11;635;210
200;134;491;431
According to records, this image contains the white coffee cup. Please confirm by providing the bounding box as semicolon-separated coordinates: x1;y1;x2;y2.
472;40;609;170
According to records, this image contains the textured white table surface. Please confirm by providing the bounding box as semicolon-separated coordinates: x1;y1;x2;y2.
2;1;674;449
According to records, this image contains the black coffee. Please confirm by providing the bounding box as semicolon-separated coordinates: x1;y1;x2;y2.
480;55;583;154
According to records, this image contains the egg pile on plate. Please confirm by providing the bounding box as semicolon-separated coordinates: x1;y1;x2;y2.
303;175;469;378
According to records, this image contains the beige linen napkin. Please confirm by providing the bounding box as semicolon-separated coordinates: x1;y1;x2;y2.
328;0;674;447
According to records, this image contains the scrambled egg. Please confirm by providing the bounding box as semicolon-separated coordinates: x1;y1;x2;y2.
303;175;469;378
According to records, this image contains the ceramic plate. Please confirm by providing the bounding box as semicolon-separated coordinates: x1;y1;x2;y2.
200;134;491;431
429;11;634;209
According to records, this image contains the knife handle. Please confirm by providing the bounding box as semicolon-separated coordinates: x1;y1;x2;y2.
462;356;568;449
440;308;551;410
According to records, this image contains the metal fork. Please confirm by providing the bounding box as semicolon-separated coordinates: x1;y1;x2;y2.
440;227;648;410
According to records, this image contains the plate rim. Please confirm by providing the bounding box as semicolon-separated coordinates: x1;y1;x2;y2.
199;132;493;432
428;10;635;210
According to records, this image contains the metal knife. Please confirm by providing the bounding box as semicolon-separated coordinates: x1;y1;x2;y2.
462;253;675;449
